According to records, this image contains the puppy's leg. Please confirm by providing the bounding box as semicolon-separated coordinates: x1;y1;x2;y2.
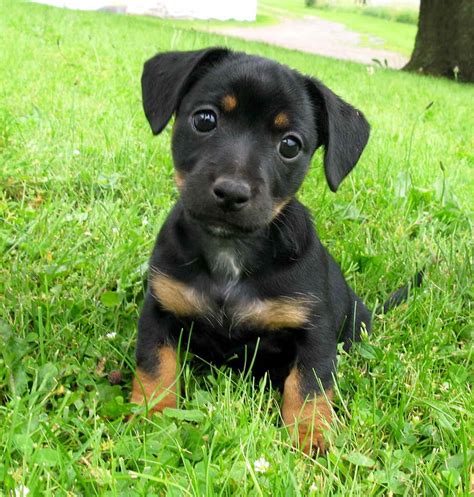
131;293;178;415
282;330;336;454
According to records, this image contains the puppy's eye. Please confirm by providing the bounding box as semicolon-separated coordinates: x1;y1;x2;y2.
193;110;217;132
279;135;302;159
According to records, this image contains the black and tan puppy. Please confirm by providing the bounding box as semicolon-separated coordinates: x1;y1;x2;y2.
131;48;371;453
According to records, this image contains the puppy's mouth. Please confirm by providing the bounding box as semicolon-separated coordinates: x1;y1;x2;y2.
188;212;264;239
204;223;244;238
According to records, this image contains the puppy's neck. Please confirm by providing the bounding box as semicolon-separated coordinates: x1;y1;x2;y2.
199;233;255;282
183;219;262;282
179;198;311;281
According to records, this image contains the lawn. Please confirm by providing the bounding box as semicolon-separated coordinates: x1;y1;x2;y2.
1;1;473;496
258;0;417;56
169;0;417;57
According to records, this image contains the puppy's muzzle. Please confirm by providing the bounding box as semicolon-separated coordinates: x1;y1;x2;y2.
211;177;251;212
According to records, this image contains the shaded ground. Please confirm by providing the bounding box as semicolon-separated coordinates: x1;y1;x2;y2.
213;16;408;68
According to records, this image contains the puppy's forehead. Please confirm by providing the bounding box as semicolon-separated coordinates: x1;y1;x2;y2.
188;57;312;122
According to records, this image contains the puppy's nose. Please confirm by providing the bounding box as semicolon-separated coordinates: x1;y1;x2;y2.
212;177;251;212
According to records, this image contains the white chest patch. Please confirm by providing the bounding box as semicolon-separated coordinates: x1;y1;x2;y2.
213;250;241;280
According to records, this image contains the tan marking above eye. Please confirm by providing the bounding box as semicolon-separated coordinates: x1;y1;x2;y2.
222;94;238;112
274;112;290;129
150;270;314;330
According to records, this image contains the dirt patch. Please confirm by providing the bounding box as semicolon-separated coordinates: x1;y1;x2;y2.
212;16;408;68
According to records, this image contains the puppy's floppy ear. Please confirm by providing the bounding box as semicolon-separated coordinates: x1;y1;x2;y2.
304;77;370;192
141;47;230;135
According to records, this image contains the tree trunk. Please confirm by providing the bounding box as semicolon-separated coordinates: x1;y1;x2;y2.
404;0;474;83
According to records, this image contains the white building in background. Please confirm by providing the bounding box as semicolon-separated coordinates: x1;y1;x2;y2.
34;0;257;21
131;0;257;20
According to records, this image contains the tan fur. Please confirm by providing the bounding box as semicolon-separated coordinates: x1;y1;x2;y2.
236;298;311;330
131;346;177;414
272;198;290;218
151;272;312;329
174;171;185;190
282;367;333;453
151;272;210;317
222;94;238;112
274;112;289;128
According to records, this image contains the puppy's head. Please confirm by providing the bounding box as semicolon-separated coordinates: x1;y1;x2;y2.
142;48;369;237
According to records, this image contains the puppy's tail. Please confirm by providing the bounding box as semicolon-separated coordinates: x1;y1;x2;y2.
376;269;424;315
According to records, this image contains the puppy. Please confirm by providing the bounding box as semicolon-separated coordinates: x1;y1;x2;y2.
131;48;371;453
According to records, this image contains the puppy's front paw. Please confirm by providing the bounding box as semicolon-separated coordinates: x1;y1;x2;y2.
286;415;330;454
130;346;177;416
282;368;333;455
130;371;177;416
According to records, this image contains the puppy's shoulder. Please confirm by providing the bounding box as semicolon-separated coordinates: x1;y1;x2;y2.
150;201;198;270
270;198;320;259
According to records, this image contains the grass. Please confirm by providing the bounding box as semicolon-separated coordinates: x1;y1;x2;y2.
259;0;417;56
1;1;473;495
356;5;417;26
298;1;418;25
164;0;417;57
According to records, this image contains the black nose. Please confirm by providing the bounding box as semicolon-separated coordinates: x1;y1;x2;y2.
212;177;251;211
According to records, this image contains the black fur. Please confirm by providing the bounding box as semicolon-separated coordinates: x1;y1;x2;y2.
377;270;424;314
137;48;372;400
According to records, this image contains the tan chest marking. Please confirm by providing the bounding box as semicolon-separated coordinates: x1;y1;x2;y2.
234;298;311;330
150;272;312;330
151;271;211;317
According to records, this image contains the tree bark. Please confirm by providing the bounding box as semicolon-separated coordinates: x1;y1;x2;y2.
404;0;474;83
